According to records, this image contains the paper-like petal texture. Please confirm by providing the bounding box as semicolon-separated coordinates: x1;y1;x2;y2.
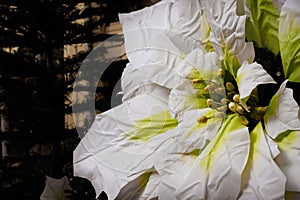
264;80;300;139
239;123;286;200
176;0;213;52
201;0;255;76
176;114;250;199
119;0;213;90
114;171;157;200
275;130;300;191
74;94;178;199
139;172;160;200
170;108;223;154
121;63;170;102
154;153;198;200
279;0;300;82
237;61;276;109
168;49;222;118
119;1;181;89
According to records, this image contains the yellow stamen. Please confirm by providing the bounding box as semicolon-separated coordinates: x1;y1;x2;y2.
233;94;240;103
226;82;235;91
197;116;208;124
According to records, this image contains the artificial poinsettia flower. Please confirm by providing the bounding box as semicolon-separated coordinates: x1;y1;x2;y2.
73;0;300;199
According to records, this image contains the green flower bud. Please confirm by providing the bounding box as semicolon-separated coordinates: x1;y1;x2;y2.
226;82;235;91
239;115;249;126
197;116;208;124
215;87;226;96
221;98;230;105
255;106;267;114
236;105;244;114
217;69;224;78
207;99;215;108
204;85;214;93
250;106;268;121
233;94;240;103
211;79;218;84
228;102;236;112
218;105;228;113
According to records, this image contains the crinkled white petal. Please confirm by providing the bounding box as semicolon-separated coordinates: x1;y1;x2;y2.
121;63;170;102
275;130;300;191
182;49;221;80
153;153;198;200
264;80;300;139
176;0;212;52
168;80;203;120
119;1;216;90
239;123;286;200
119;1;189;89
136;109;222;199
168;49;222;118
176;114;250;199
170;108;223;154
74;94;177;199
201;0;255;68
237;61;276;110
265;134;280;158
115;171;158;200
140;172;160;200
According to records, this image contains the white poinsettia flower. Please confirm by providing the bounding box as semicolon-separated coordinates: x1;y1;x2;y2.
74;0;300;199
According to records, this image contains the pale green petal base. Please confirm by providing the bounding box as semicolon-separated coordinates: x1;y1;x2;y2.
264;80;300;138
275;130;300;191
176;114;250;199
239;123;286;199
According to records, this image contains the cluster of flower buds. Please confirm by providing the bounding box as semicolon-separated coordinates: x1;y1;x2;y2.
195;68;268;127
195;69;228;124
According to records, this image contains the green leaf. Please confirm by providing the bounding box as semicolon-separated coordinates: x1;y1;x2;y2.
279;0;300;83
245;0;281;54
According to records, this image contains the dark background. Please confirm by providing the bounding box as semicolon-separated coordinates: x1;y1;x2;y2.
0;1;158;199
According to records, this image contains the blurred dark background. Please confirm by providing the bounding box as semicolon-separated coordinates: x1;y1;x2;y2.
0;0;159;199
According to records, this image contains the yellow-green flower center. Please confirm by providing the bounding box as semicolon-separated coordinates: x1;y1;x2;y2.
195;69;268;128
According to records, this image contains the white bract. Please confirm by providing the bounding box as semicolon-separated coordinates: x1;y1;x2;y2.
74;0;300;199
